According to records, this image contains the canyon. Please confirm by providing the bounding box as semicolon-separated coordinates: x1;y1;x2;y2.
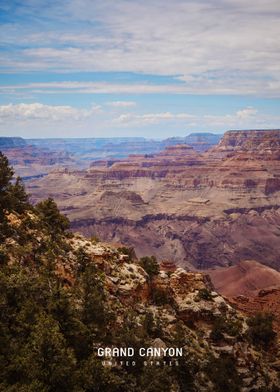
1;180;279;390
0;137;75;178
25;129;280;273
0;133;221;178
1;131;280;389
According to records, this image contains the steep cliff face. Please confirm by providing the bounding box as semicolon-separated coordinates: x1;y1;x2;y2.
87;144;202;181
214;129;280;154
70;207;280;271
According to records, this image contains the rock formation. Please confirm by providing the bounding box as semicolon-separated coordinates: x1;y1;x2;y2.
1;133;221;179
1;144;75;178
207;260;280;297
230;289;280;336
27;129;280;272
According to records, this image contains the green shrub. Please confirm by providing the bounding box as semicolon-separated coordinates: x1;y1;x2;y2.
197;288;212;301
152;287;170;306
205;354;242;392
36;198;69;236
247;313;276;348
117;246;135;262
0;152;30;221
210;316;242;342
139;255;159;279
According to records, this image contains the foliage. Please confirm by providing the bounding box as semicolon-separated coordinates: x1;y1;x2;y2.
0;152;13;194
143;311;163;339
139;366;172;392
75;247;91;274
210;316;242;342
36;197;69;236
247;313;276;348
8;177;30;214
117;246;135;262
205;354;242;392
139;255;160;279
0;153;30;225
196;288;212;301
152;287;171;306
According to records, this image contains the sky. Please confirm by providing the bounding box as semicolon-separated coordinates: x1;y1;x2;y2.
0;0;280;139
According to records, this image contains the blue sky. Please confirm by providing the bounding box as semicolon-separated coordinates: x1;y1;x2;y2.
0;0;280;138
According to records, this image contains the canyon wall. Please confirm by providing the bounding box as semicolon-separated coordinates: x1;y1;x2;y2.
27;129;280;271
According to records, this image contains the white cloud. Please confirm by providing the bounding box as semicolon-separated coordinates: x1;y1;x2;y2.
202;107;273;129
106;101;136;107
115;112;196;127
236;107;258;119
0;0;280;96
2;80;276;97
113;107;280;130
0;102;279;137
0;103;101;121
0;81;188;95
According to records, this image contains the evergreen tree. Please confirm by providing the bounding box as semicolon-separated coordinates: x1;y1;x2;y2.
0;152;13;194
8;177;30;214
36;197;69;236
247;313;276;348
0;152;29;224
0;152;15;220
23;313;77;391
79;264;106;328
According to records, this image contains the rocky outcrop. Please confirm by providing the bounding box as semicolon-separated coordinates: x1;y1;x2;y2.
213;129;280;153
230;288;280;335
100;190;144;204
207;260;280;297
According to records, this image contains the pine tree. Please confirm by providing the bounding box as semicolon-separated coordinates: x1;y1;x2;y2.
0;153;30;217
23;313;77;391
0;152;14;219
36;197;69;236
8;177;30;214
0;152;13;192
